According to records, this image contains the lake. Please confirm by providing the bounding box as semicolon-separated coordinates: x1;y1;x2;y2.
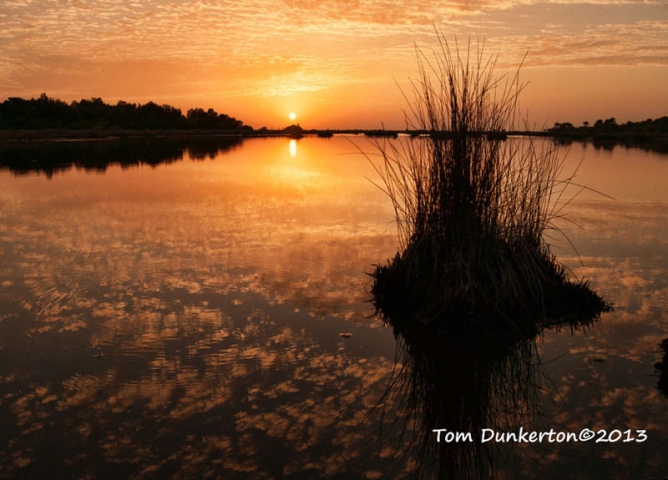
1;136;667;478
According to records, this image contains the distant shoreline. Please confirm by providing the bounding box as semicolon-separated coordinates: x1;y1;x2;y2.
2;95;665;152
1;128;666;154
0;128;549;142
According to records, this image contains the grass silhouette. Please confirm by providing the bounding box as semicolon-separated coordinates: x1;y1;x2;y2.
367;35;610;332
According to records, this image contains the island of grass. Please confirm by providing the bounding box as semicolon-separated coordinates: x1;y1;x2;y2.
367;37;611;337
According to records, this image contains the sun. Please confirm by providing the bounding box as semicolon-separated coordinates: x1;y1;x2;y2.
288;112;297;121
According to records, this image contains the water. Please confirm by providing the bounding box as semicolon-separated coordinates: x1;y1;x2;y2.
0;136;667;478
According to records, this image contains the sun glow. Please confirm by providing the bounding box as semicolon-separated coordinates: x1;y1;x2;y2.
289;112;297;121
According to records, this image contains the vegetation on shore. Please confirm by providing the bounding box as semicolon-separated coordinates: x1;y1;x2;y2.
0;93;251;132
368;36;610;334
547;116;668;152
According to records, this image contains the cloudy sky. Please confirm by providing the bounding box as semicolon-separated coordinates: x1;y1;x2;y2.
1;0;667;128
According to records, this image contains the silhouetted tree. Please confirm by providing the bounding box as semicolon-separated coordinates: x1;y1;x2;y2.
283;124;304;138
186;107;244;130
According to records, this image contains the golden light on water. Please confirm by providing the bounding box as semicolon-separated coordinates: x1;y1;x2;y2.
289;139;297;157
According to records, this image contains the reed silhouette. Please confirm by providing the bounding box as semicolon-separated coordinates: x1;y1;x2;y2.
368;35;610;331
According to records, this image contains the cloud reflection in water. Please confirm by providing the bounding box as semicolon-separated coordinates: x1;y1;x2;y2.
1;138;668;477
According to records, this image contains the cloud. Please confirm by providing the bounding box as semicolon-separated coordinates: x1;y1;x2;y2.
511;21;668;67
0;0;666;124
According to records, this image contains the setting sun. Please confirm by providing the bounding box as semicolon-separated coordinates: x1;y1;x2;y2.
289;112;297;121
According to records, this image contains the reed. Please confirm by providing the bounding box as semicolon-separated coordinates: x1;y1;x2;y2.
369;35;609;328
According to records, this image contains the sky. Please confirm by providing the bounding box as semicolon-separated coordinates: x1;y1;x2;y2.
1;0;667;129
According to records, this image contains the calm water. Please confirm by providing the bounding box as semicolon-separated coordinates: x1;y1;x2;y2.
0;136;667;478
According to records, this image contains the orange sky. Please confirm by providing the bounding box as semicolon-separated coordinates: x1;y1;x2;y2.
1;0;667;129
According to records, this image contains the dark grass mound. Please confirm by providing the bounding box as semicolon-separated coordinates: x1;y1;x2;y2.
371;236;610;339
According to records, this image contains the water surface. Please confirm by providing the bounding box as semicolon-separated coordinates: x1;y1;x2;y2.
1;136;667;478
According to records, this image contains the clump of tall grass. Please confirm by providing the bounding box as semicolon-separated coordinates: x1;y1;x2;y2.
369;35;609;329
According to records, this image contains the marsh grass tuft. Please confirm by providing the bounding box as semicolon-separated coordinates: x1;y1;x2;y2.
368;34;610;330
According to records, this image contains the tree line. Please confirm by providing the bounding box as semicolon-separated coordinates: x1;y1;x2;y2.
0;93;251;131
545;116;668;153
547;116;668;139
